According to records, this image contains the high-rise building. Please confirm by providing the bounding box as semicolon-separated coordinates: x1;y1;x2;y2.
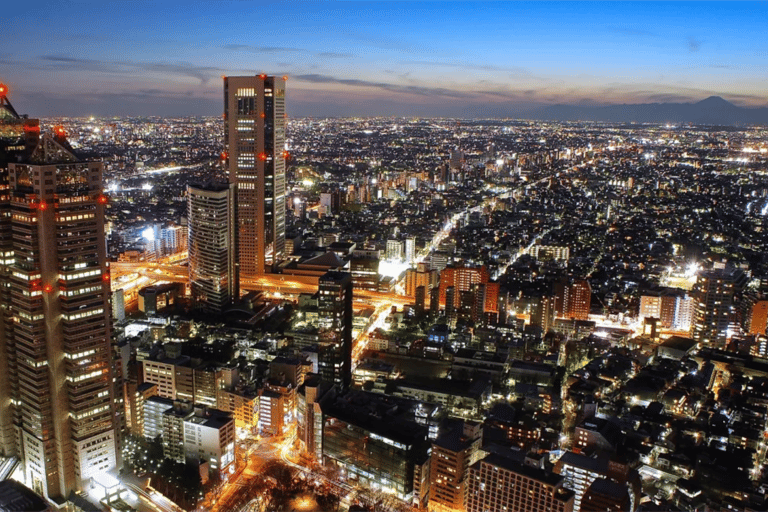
691;266;747;346
187;183;237;313
224;75;287;277
317;271;353;390
439;265;491;309
406;263;438;304
349;249;380;291
428;421;482;512
554;278;592;321
405;237;416;263
386;239;403;261
4;129;119;501
0;84;39;459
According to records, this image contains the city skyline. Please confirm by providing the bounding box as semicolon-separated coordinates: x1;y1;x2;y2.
2;1;767;117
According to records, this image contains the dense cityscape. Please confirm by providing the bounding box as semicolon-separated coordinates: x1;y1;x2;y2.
3;3;768;510
2;72;768;512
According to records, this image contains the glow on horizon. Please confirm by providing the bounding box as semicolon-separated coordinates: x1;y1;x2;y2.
3;1;767;117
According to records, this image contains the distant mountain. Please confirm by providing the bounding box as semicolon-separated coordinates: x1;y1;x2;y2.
526;96;768;126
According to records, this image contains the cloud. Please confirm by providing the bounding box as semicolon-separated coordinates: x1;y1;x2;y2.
12;90;220;117
644;92;698;103
130;61;220;84
606;26;659;37
400;60;547;82
223;44;306;53
38;55;119;73
402;60;513;73
36;55;224;84
316;52;354;58
688;37;701;52
292;73;472;99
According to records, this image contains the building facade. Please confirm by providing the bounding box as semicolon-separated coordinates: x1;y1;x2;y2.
467;455;574;512
187;183;236;313
691;266;747;346
224;75;287;277
5;131;119;500
317;271;353;390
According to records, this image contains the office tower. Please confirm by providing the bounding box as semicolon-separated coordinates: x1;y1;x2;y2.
349;249;380;291
691;266;747;346
468;454;574;512
317;271;353;390
321;392;431;501
187;183;237;313
0;84;39;458
5;129;118;500
224;75;286;277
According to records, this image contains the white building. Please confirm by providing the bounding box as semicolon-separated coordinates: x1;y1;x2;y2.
405;237;416;264
183;409;236;477
143;396;174;440
142;359;178;399
386;239;403;261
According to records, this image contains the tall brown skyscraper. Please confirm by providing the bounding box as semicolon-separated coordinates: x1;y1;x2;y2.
2;123;118;501
224;75;287;278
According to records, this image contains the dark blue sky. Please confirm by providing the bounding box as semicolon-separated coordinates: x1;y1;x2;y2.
2;1;766;117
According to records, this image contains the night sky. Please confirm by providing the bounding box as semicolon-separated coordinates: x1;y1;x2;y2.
3;1;767;117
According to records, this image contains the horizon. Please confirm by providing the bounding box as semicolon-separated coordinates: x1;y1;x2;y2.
3;1;767;117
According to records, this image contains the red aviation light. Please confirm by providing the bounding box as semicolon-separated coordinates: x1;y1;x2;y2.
38;201;48;211
260;112;266;119
282;150;290;160
43;284;54;294
258;152;268;161
259;73;267;80
53;125;66;138
221;151;228;161
102;273;111;283
97;195;108;205
0;83;7;97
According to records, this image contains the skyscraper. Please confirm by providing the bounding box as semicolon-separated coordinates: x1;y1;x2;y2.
317;270;353;390
224;75;287;278
5;129;118;500
0;83;39;458
187;183;237;313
